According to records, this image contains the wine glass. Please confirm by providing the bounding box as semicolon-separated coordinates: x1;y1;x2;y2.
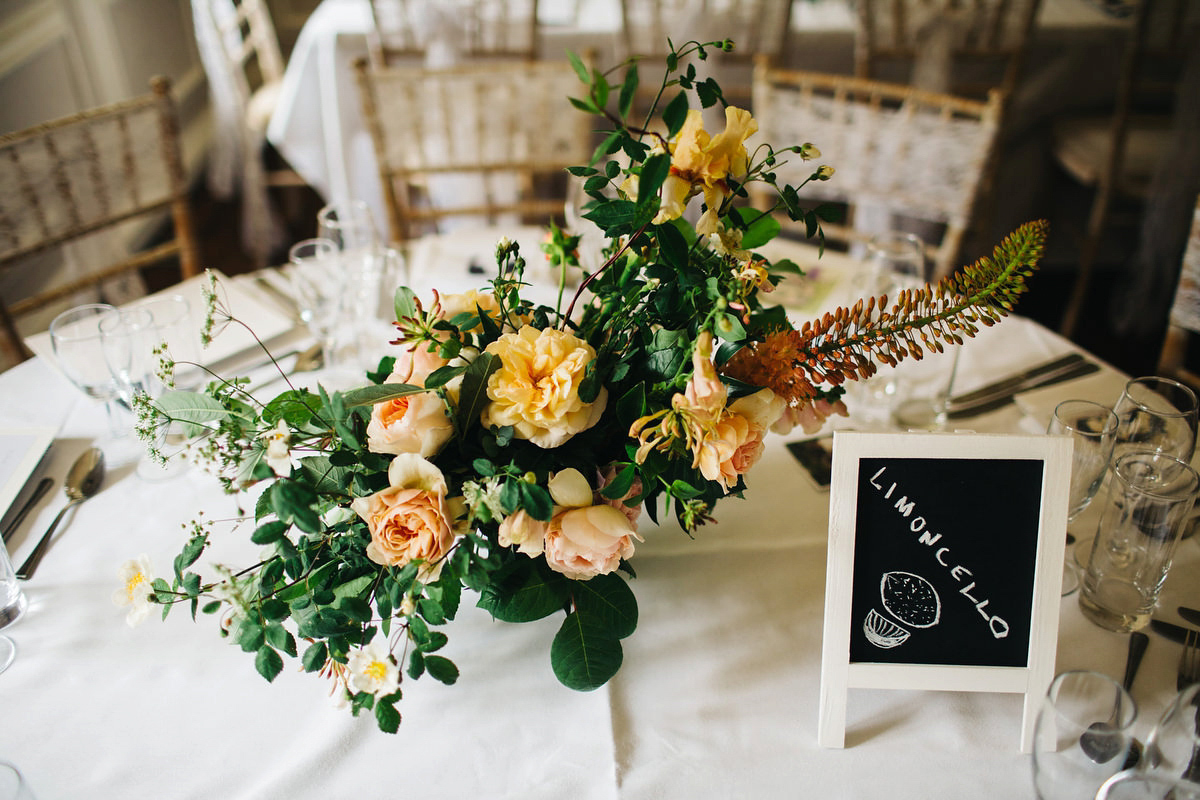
100;307;157;407
1076;376;1199;572
1144;683;1200;784
1048;400;1119;595
0;537;27;675
1096;769;1200;799
288;238;347;372
316;200;380;253
49;304;125;436
129;294;202;390
1032;670;1139;800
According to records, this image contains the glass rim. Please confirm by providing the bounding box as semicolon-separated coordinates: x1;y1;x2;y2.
48;303;119;342
1046;669;1139;731
1052;399;1119;436
288;237;338;260
1121;376;1199;418
1112;449;1200;498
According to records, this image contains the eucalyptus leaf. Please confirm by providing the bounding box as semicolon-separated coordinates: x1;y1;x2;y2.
551;613;623;691
341;382;426;408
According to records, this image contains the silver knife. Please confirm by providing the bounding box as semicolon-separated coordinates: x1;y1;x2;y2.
1150;618;1199;644
1;476;53;544
1180;606;1200;627
944;359;1101;418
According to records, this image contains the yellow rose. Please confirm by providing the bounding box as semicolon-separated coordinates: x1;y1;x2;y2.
481;325;608;448
350;453;462;581
543;504;640;581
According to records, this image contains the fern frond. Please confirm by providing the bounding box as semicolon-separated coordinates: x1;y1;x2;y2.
790;220;1048;389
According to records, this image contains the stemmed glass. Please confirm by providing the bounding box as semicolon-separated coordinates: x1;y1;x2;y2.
1048;400;1119;595
288;238;347;372
317;202;395;369
852;232;961;429
1076;376;1199;571
1032;669;1139;800
1144;683;1200;785
0;537;26;675
48;304;125;436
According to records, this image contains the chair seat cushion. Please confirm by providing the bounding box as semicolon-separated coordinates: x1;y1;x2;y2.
1051;114;1174;196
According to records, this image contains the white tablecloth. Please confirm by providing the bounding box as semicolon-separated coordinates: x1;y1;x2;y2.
2;241;1197;798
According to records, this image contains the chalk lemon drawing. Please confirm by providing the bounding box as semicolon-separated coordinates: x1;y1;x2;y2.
881;571;941;628
863;608;910;649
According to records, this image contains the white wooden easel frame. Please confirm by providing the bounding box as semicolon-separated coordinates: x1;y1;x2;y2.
817;431;1072;753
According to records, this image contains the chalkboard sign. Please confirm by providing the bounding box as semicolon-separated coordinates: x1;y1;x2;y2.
817;431;1071;753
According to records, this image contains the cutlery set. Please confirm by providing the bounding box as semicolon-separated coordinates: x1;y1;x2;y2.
944;352;1101;418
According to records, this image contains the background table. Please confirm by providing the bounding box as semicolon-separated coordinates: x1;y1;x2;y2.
2;243;1197;797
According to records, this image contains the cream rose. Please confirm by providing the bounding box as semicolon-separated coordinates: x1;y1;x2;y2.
481;326;608;448
366;388;453;458
350;453;462;581
543;504;640;581
496;509;547;557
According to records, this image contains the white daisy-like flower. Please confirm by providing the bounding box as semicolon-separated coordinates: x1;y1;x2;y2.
113;554;155;628
346;639;400;698
261;419;297;477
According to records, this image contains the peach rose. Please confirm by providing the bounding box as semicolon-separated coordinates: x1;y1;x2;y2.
771;397;850;435
481;325;608;448
596;465;644;528
696;388;786;490
543;504;640;581
350;453;462;581
366;383;453;458
391;339;448;385
497;509;547;557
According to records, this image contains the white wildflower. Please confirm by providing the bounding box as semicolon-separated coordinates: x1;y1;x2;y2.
113;554;156;627
261;419;297;477
347;639;400;698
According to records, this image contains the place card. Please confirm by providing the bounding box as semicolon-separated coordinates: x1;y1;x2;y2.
817;431;1071;753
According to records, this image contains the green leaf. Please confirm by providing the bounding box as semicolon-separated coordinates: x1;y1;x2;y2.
301;641;328;672
407;649;425;679
551;613;623;691
424;364;468;389
599;465;636;500
394;286;417;321
567;49;590;84
251;520;288;545
591;131;623;166
375;700;401;734
265;623;297;656
152;390;234;437
425;655;459;685
669;479;702;499
569;95;599;114
732;207;781;249
618;63;639;118
662;91;689;138
270;480;322;534
477;559;570;623
518;481;553;522
655;222;689;270
583;200;639;229
592;68;610;111
637;153;670;208
574;573;638;639
340;382;425;408
455;352;501;436
255;645;283;682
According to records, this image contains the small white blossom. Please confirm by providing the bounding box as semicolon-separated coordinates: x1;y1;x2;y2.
261;419;297;477
816;165;835;180
113;554;155;627
347;640;400;698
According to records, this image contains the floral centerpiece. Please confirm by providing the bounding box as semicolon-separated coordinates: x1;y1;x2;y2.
126;40;1047;732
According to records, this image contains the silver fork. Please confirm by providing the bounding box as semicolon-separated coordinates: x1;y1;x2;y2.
1181;628;1200;691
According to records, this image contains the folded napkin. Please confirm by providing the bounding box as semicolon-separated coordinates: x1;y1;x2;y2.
1012;368;1130;430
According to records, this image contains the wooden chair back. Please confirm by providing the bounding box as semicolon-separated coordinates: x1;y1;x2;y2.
198;0;286;102
751;64;1004;280
853;0;1041;97
0;76;198;365
367;0;540;67
619;0;792;61
1158;194;1200;386
353;57;590;243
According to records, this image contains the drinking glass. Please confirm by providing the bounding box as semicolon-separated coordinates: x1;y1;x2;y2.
1032;670;1138;800
49;304;124;436
1049;400;1119;595
0;761;37;799
1112;376;1198;464
1;537;27;674
1096;769;1200;799
850;232;961;429
316;200;380;253
1077;377;1200;573
1079;450;1200;632
1144;684;1200;784
287;238;346;371
129;294;202;390
100;307;157;407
